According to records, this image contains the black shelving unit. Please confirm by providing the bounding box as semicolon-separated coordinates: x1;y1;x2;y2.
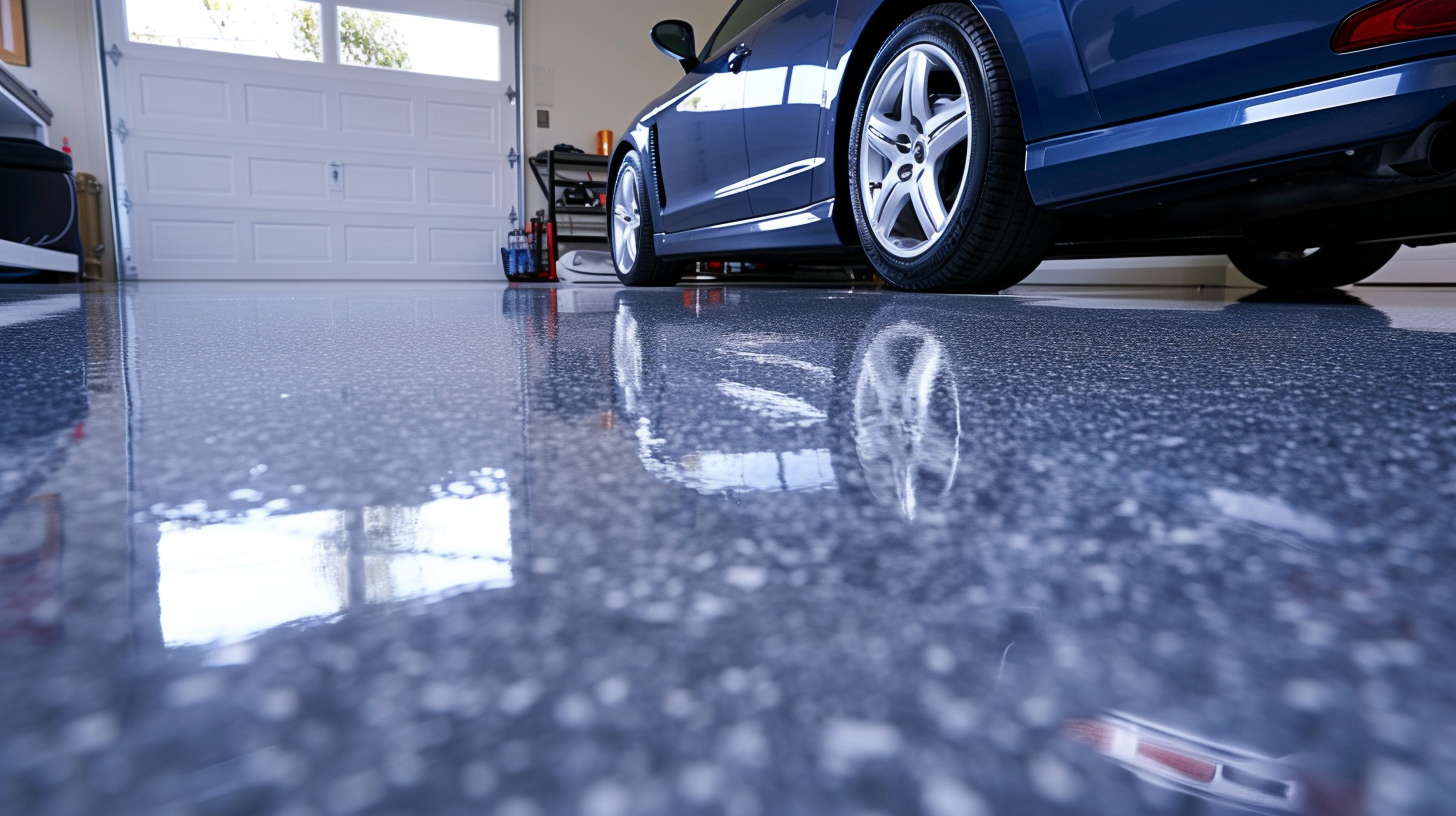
529;152;610;249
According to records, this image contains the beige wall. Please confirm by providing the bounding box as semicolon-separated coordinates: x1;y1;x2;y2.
521;0;730;216
8;0;116;278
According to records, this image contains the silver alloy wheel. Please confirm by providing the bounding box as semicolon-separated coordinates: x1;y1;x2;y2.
612;165;642;274
859;43;973;259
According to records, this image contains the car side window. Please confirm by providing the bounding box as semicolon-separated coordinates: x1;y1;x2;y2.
702;0;789;59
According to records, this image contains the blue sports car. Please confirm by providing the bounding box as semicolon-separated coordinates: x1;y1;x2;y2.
607;0;1456;291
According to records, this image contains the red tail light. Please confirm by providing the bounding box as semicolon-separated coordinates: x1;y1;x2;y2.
1333;0;1456;53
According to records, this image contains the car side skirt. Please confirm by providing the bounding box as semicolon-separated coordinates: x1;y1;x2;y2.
1027;55;1456;211
654;200;844;258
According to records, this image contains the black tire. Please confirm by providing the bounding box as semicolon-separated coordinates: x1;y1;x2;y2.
848;3;1057;293
611;151;683;287
1229;244;1400;289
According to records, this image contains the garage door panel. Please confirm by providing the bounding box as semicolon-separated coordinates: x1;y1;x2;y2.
345;165;416;204
425;101;499;143
138;74;233;121
105;0;518;280
121;57;509;153
150;220;239;263
427;169;500;208
250;159;331;200
245;85;328;130
130;206;502;280
127;137;509;217
345;226;417;264
144;152;235;196
340;94;415;136
254;224;334;264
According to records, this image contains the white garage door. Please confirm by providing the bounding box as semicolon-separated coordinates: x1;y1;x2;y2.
101;0;519;280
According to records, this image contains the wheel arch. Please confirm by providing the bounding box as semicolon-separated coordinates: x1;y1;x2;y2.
608;123;669;239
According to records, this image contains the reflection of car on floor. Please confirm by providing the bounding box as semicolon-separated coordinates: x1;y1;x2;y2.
1066;712;1363;816
609;286;1421;539
610;0;1456;291
613;290;965;518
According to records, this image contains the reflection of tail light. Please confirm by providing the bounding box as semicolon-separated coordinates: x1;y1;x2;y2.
1137;743;1217;784
1064;719;1114;752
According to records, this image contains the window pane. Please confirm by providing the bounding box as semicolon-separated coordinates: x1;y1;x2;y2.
338;8;500;82
127;0;323;62
705;0;786;58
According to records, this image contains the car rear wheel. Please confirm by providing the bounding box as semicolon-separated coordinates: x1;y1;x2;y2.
848;3;1057;293
1229;244;1400;289
612;152;683;287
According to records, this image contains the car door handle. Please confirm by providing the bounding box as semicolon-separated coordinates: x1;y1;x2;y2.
728;45;752;74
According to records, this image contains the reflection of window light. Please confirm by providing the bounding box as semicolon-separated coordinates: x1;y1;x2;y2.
367;494;513;602
678;449;836;494
678;73;746;113
126;0;323;61
744;67;789;109
157;487;513;647
822;52;853;109
697;451;781;492
782;449;835;491
158;510;347;647
788;65;827;106
338;7;501;81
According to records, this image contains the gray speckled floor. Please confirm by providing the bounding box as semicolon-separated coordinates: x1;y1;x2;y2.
3;281;1456;816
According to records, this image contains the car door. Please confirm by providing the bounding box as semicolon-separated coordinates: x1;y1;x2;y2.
653;0;793;233
738;0;838;217
1060;0;1381;125
653;48;754;234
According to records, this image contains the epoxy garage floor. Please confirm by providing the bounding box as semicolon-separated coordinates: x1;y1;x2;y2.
4;281;1456;816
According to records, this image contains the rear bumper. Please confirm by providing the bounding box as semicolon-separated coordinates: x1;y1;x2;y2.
1026;55;1456;210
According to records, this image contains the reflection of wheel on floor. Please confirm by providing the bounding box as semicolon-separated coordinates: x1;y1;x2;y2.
1229;243;1400;289
848;4;1056;292
611;152;682;287
851;321;961;521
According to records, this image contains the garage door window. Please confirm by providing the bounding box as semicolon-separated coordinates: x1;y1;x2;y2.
127;0;323;62
337;7;500;81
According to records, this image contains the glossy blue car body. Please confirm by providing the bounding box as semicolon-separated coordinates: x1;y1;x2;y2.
612;0;1456;260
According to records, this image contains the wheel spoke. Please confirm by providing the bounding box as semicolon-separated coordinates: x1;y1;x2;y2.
901;50;932;130
866;115;905;161
925;106;969;164
874;178;911;238
910;170;948;237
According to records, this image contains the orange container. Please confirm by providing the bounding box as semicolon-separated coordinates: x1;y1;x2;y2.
596;130;614;156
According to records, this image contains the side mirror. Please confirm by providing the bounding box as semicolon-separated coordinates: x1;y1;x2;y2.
651;20;699;73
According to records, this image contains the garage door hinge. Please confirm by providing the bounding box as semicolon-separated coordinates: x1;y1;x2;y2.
107;44;124;67
506;9;517;25
506;86;518;104
508;148;519;169
114;119;130;144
